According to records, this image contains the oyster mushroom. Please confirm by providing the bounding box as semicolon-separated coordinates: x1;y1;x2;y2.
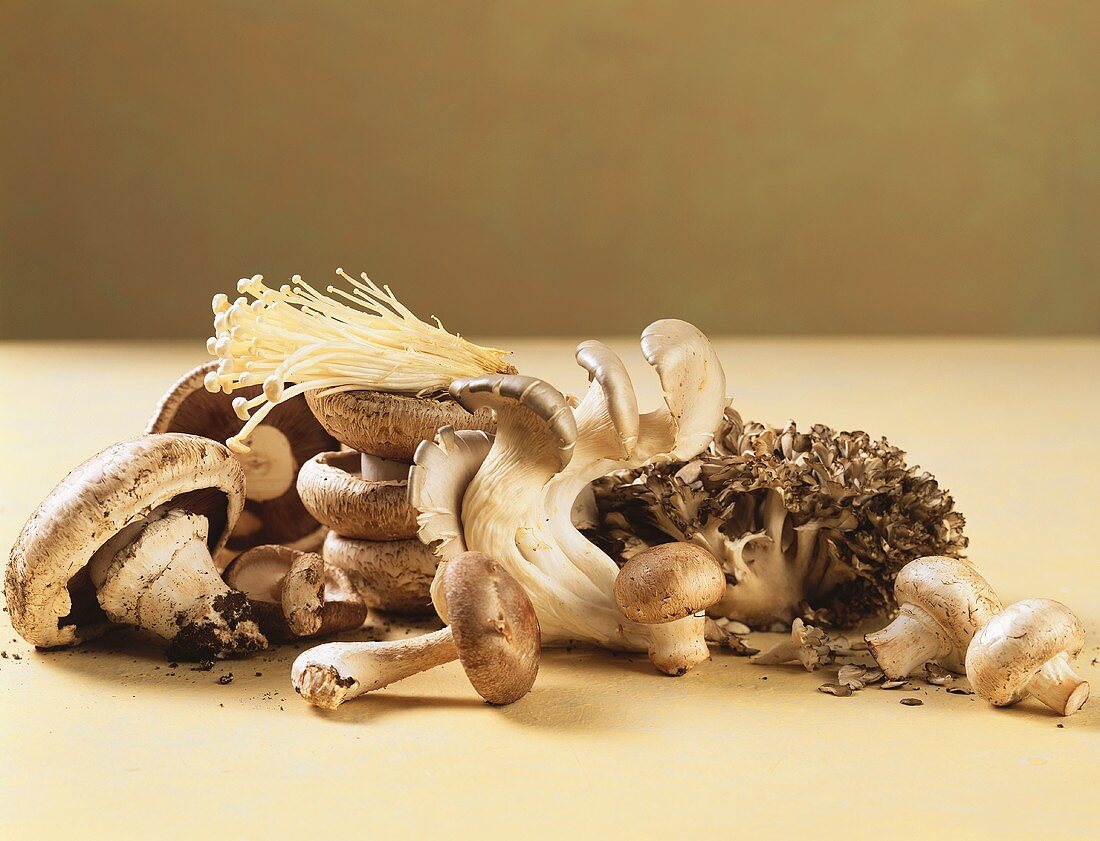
864;556;1002;679
148;360;337;554
292;551;539;709
296;450;417;540
322;531;438;614
223;545;366;640
5;434;267;660
966;599;1090;716
614;542;727;675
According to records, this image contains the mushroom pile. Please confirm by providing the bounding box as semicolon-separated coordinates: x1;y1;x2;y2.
298;390;495;615
3;271;1091;720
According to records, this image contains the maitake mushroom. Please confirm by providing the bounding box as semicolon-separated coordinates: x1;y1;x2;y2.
593;408;968;629
409;320;728;673
148;360;338;556
292;551;539;709
5;434;266;660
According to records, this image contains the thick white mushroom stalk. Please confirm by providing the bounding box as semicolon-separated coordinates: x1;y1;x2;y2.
409;320;727;649
202;270;513;454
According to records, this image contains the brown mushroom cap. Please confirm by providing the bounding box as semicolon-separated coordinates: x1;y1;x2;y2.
223;544;366;640
305;389;496;460
148;361;338;552
296;450;417;540
442;551;541;705
614;543;726;624
322;531;438;614
966;598;1088;707
5;433;244;648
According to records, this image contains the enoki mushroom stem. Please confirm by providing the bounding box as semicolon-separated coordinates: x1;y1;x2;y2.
203;271;513;453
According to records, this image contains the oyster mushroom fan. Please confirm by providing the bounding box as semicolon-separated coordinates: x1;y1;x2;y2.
593;408;969;629
409;319;729;653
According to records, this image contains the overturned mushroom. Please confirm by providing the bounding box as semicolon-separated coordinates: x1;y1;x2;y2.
292;551;539;709
223;545;366;640
966;599;1090;716
865;556;1001;679
149;360;337;555
323;531;437;614
296;450;417;540
5;434;266;660
750;618;835;671
614;543;726;675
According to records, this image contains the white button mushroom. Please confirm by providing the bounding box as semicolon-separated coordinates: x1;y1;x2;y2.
5;434;267;660
291;551;540;709
613;543;727;676
966;599;1090;716
864;556;1002;679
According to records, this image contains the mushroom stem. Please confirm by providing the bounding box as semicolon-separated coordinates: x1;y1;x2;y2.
1027;654;1090;716
91;509;266;660
292;628;458;710
647;615;710;676
864;607;950;679
360;452;410;481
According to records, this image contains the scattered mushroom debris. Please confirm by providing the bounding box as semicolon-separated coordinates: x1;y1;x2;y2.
900;698;924;706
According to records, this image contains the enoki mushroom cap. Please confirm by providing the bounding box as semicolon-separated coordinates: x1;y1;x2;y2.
442;551;541;705
614;543;727;624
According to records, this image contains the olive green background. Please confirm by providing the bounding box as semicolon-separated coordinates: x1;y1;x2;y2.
2;1;1098;340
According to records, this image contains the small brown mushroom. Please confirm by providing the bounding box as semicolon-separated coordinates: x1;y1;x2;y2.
305;389;496;460
223;545;367;641
148;361;338;553
322;531;438;614
296;450;417;540
291;551;540;708
865;556;1002;679
4;434;267;660
966;599;1090;716
614;543;727;676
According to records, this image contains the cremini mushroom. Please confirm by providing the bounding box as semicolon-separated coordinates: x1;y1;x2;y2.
296;450;417;540
966;599;1090;716
5;433;267;660
148;360;338;555
613;543;727;675
305;388;497;461
223;545;366;640
864;556;1002;679
322;531;437;614
291;551;539;709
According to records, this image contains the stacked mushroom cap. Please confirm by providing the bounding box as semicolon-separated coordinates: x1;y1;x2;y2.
148;361;338;561
299;389;495;613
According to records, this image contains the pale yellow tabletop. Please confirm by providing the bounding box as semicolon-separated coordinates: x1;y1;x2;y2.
2;339;1098;841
